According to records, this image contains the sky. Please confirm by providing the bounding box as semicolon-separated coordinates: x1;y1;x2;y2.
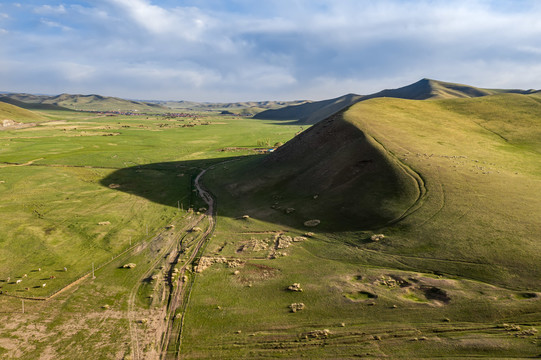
1;0;541;102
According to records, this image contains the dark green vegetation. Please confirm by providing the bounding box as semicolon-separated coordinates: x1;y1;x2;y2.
1;81;540;359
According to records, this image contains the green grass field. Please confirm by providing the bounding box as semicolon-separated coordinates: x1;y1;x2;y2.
1;92;540;359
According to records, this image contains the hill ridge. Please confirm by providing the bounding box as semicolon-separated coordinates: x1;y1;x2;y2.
254;78;540;124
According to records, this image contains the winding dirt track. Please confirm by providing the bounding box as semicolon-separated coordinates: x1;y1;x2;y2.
126;161;233;360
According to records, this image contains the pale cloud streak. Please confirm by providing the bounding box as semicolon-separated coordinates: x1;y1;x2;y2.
1;0;541;101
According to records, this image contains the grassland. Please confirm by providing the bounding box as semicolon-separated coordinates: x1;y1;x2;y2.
1;88;540;359
180;92;541;358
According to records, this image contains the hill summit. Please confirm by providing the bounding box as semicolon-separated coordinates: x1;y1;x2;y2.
254;78;538;124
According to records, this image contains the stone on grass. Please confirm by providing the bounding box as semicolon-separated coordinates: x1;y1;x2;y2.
370;234;385;242
304;219;320;227
287;283;303;292
289;302;305;313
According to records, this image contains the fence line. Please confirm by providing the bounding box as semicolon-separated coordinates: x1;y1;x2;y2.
1;213;189;302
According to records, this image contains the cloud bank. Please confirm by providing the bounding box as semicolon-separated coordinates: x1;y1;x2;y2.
1;0;541;101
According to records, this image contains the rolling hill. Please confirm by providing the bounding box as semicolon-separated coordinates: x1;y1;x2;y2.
0;101;46;125
0;96;71;111
254;78;539;124
1;93;168;112
207;91;541;289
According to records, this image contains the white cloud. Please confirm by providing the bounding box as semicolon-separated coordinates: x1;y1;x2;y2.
2;0;541;101
40;18;71;31
34;4;67;15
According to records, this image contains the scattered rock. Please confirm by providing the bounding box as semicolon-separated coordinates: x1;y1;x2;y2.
98;221;111;226
1;119;19;127
370;234;385;241
108;183;121;189
241;215;250;219
304;219;320;227
165;224;175;229
287;283;303;292
285;208;295;214
503;323;522;332
293;236;306;242
233;270;240;275
123;263;137;269
340;322;346;327
301;329;330;339
517;328;538;337
289;302;305;313
102;304;110;310
227;259;245;268
303;232;315;238
276;235;292;249
191;227;203;232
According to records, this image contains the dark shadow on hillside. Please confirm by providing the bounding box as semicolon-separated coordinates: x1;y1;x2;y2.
212;113;422;232
99;156;246;210
101;112;421;232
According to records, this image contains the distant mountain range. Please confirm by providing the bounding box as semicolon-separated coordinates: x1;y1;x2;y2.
2;78;540;117
254;78;540;124
0;92;308;114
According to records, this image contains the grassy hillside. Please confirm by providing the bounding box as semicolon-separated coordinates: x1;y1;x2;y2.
180;92;541;359
0;102;46;124
208;93;541;288
211;112;421;231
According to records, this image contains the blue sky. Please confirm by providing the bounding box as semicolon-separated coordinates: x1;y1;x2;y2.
1;0;541;101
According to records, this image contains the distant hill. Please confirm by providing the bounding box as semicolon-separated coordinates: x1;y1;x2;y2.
0;96;71;111
1;93;168;112
253;93;363;124
0;101;46;125
157;99;309;115
254;78;538;124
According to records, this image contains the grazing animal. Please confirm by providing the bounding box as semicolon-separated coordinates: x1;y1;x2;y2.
16;279;22;284
42;283;46;287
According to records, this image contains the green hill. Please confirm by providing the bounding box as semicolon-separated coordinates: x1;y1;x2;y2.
0;96;71;111
208;92;541;289
1;93;168;112
0;101;46;124
214;111;420;231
